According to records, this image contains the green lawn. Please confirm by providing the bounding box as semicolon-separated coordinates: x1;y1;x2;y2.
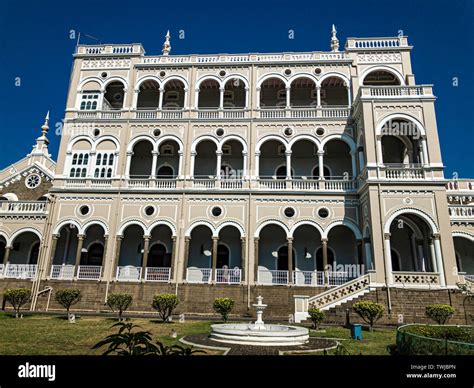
310;326;397;355
0;312;397;355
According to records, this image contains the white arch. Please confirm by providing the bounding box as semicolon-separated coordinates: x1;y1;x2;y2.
195;75;223;89
135;75;162;90
162;75;189;90
0;193;18;201
146;220;177;236
220;135;248;153
257;73;289;88
289;220;324;238
157;135;184;151
102;76;128;90
323;219;362;240
127;135;156;152
254;220;290;238
318;72;351;87
289;134;321;151
82;220;109;235
117;220;147;236
9;227;42;246
95;135;120;151
321;133;356;153
288;73;319;86
383;208;439;234
53;219;82;235
359;65;406;86
256;135;288;152
77;76;103;91
375;113;427;137
215;221;245;238
191;135;220;152
397;215;424;239
0;230;10;243
452;231;474;242
185;221;215;237
67;136;93;152
222;74;249;89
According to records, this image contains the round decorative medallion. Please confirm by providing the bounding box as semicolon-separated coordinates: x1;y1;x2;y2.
25;173;41;189
403;197;414;205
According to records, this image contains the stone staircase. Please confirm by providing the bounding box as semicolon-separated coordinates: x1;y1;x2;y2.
294;274;371;323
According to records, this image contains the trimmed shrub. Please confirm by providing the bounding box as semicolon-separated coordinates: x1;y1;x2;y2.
152;294;179;322
107;293;133;321
308;308;325;330
213;297;234;322
4;288;31;318
425;304;455;325
353;301;384;331
55;289;81;316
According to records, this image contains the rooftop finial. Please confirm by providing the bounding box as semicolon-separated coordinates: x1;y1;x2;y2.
29;111;51;158
331;24;339;52
162;30;171;56
41;110;50;136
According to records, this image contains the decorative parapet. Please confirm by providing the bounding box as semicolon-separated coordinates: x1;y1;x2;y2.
392;271;441;287
345;36;410;50
75;44;145;56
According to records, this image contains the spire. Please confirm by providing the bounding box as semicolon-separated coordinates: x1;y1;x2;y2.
330;24;339;52
29;111;50;157
162;30;171;56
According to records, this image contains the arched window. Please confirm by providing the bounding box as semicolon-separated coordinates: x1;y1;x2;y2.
216;244;230;268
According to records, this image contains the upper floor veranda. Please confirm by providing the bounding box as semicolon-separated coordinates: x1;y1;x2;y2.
66;35;433;123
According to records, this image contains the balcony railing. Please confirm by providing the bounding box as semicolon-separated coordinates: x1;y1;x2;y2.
77;265;102;280
258;270;358;286
76;110;123;119
145;267;171;282
257;106;350;119
382;164;425;180
215;268;241;284
186;268;212;283
446;179;474;192
448;205;474;219
50;264;75;280
4;264;37;279
185;267;241;284
116;266;142;281
0;201;47;214
359;85;433;100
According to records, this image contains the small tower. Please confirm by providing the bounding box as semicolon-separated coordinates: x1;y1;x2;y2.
162;30;171;56
330;24;339;52
29;111;51;157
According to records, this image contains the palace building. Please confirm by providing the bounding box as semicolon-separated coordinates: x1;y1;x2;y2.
1;27;473;322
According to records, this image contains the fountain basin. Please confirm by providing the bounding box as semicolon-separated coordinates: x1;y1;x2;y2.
210;324;309;346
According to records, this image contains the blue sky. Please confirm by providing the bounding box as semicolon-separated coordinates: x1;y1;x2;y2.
0;0;472;178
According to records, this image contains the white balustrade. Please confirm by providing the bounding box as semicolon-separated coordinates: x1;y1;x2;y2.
0;201;47;214
321;179;356;191
186;268;212;283
385;165;424;180
162;110;183;119
448;206;474;218
257;178;287;190
50;264;75;280
4;264;37;279
220;179;243;189
91;179;112;188
215;268;241;284
154;179;177;189
77;265;102;280
258;269;289;285
116;266;142;281
145;267;171;282
65;179;87;188
293;271;324;286
128;178;150;188
135;110;158;119
290;179;319;190
192;178;216;189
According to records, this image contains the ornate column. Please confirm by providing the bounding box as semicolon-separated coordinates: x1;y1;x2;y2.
432;234;446;287
376;135;384;166
2;246;12;265
254;237;259;282
363;237;373;270
322;238;328;286
429;237;437;272
177;151;184;178
216;150;223;179
189;151;196;178
285;150;292;179
421;136;429;167
287;238;294;284
350;151;357;179
158;87;165;110
285;86;291;109
74;234;85;278
46;234;59;277
219;87;225;110
256;87;261;109
242;151;248;178
410;234;419;271
316;85;321;108
183;87;189;109
345;83;352;108
194;88;200;109
212;236;219;283
88;151;97;177
358;146;365;172
318;150;325;179
125;151;133;177
151;150;158;178
254;151;260;179
244;87;250;109
170;236;177;281
141;235;150;280
416;242;425;272
182;236;191;281
132;88;139;110
101;235;108;279
383;233;393;285
113;236;123;280
240;237;246;282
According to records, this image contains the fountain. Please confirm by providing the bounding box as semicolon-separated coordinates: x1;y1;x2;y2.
209;295;309;346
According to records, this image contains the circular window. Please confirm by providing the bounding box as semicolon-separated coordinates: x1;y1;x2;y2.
211;206;223;217
315;127;325;136
216;128;225;137
101;72;108;78
25;174;41;189
314;68;322;75
79;205;90;216
93;128;101;137
153;128;161;137
317;207;329;219
159;71;166;77
219;70;226;77
284;69;292;76
283;127;293;137
144;206;155;216
284;207;295;218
